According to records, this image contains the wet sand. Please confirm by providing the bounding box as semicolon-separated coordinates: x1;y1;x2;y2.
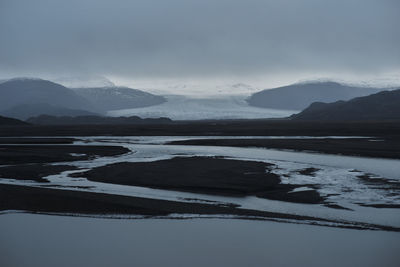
0;127;399;231
0;144;130;164
0;164;78;182
1;120;400;137
0;137;77;144
72;157;324;204
168;138;400;159
1;184;397;231
0;183;324;220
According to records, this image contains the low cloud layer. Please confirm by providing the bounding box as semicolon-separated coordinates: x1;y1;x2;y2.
1;0;399;85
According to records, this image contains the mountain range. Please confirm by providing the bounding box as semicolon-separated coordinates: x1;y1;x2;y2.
0;103;97;120
1;78;396;121
73;87;166;111
247;81;384;110
27;115;172;125
0;78;166;120
2;87;400;123
0;78;93;112
0;115;28;125
292;88;400;121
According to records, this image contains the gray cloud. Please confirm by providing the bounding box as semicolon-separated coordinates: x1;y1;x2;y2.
0;0;399;81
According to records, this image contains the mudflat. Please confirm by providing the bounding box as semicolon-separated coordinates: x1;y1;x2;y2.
0;144;130;164
1;184;397;232
72;156;324;204
1;120;400;137
168;138;400;159
0;137;77;144
0;164;78;182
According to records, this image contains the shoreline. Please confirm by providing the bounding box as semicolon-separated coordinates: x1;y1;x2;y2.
1;183;398;232
1;120;400;137
1;134;399;232
168;138;400;159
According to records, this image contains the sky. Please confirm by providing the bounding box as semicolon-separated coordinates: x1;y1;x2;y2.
0;0;399;92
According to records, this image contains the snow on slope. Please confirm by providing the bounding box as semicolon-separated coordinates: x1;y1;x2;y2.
108;94;298;120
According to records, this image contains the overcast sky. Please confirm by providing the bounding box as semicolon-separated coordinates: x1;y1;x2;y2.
0;0;399;89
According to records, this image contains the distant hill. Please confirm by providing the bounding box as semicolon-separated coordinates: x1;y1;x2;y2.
0;78;166;120
27;115;172;125
247;81;383;110
1;103;98;120
73;86;166;111
53;75;115;88
0;78;95;112
0;78;99;119
0;115;28;125
291;89;400;121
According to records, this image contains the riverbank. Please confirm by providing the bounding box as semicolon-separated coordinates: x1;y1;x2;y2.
1;184;397;231
168;138;400;159
1;120;400;137
1;135;399;232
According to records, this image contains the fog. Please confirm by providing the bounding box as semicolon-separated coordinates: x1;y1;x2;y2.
0;0;399;90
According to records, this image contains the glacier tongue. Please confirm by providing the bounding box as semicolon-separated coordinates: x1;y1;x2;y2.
107;94;298;120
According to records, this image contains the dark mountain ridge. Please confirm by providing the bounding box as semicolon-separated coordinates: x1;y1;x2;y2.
73;86;166;111
1;103;98;120
0;78;166;119
27;115;172;125
247;81;384;110
292;88;400;121
0;78;93;111
0;115;28;125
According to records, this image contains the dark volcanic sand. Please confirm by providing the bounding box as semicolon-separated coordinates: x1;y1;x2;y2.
0;183;333;220
295;167;320;176
0;137;77;144
168;138;400;159
0;145;130;165
0;164;78;182
0;184;397;231
1;120;400;137
357;203;400;209
357;174;400;189
72;157;324;204
72;157;280;195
